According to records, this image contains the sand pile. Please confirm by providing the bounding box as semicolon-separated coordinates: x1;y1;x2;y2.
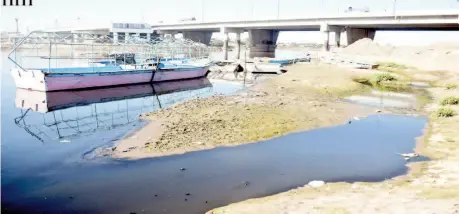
340;39;459;72
343;38;394;56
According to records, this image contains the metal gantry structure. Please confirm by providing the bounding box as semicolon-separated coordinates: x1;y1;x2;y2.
8;31;211;72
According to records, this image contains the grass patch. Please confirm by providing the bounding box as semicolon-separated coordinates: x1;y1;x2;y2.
433;107;456;118
372;73;397;83
440;96;459;106
351;75;412;93
376;62;410;79
377;62;408;70
445;83;457;90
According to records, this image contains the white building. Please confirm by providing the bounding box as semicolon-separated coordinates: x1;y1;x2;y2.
110;22;157;43
44;22;158;43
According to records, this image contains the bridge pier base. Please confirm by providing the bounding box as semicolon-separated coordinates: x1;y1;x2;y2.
182;31;213;45
342;27;376;47
321;24;375;50
248;29;279;58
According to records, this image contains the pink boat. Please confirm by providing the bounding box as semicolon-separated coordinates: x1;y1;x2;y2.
11;63;210;91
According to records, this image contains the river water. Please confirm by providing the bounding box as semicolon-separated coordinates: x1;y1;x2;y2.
1;50;428;214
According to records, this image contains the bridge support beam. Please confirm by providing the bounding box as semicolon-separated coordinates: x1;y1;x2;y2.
321;24;345;51
182;31;213;45
248;29;279;58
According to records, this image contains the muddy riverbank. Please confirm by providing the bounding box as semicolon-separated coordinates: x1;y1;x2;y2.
110;63;387;159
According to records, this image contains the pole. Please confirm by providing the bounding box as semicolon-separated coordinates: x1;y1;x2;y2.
392;0;397;16
15;18;19;33
201;0;204;23
277;0;280;19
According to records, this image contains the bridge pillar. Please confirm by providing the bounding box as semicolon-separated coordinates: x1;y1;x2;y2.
235;32;241;59
73;34;79;43
125;33;130;43
182;31;212;45
342;27;376;46
222;32;229;60
248;29;279;58
334;30;341;48
113;32;118;43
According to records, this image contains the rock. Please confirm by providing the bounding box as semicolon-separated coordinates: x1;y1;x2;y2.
194;141;204;145
376;110;382;113
308;180;325;188
399;153;419;158
180;168;186;171
185;193;191;196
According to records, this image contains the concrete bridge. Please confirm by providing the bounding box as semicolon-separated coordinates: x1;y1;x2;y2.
152;10;459;59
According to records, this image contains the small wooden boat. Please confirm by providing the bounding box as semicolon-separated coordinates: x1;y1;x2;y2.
11;62;210;91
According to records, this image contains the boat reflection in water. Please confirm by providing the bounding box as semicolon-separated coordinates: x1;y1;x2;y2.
14;78;213;142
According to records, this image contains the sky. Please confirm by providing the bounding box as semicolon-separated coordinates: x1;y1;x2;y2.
1;0;459;45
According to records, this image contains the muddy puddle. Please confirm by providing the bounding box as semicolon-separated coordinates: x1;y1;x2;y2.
345;90;417;109
2;114;427;214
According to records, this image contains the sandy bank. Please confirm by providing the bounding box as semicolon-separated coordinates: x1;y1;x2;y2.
207;47;459;213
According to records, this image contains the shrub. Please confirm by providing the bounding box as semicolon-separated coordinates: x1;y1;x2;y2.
445;84;457;90
434;107;456;118
373;73;397;83
440;96;459;105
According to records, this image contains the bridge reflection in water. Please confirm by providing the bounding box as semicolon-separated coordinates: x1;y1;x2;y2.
14;78;213;143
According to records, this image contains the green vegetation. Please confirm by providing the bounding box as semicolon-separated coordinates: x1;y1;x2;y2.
440;96;459;106
372;73;397;83
377;62;408;70
434;107;456;118
445;83;457;90
351;73;412;93
376;62;410;79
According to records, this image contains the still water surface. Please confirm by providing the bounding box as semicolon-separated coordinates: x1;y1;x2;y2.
2;51;427;214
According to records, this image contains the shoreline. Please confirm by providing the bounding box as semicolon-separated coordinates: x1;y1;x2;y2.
103;58;459;213
206;65;459;213
108;63;379;159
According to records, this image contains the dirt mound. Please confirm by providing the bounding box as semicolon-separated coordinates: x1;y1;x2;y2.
340;38;459;72
343;38;394;56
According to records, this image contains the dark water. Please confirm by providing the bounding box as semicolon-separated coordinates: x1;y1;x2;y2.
2;52;427;214
2;115;427;214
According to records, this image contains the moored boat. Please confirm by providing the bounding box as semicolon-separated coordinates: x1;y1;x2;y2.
11;62;210;91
